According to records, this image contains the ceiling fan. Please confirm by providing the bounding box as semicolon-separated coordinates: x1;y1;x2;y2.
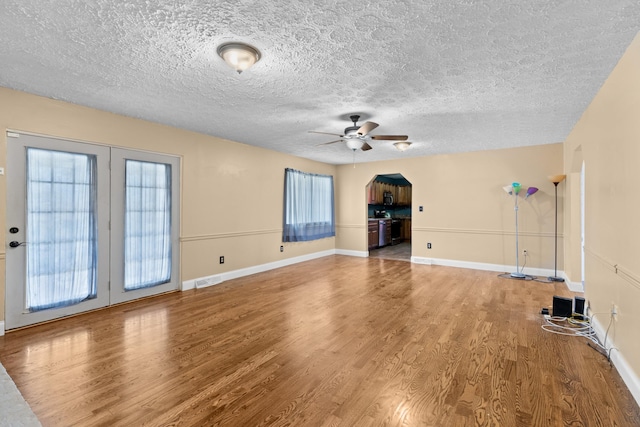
309;115;408;151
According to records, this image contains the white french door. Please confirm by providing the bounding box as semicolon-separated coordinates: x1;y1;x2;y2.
109;148;179;304
6;133;180;329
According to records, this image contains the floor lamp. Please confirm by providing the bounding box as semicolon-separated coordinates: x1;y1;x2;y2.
548;174;566;282
503;182;538;279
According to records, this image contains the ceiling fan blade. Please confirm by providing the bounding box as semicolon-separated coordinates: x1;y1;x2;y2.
361;142;372;151
371;134;409;141
357;121;378;135
309;131;343;137
316;139;343;146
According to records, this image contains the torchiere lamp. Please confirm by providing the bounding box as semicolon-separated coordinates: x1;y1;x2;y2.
503;182;539;279
548;174;566;282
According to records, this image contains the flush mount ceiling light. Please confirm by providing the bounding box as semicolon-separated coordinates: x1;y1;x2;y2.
393;141;412;151
217;42;261;74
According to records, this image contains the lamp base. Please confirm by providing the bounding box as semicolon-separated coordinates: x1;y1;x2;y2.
548;276;565;282
510;272;527;279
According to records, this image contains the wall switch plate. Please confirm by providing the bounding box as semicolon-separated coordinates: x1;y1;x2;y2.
427;243;432;249
219;256;224;264
0;167;4;175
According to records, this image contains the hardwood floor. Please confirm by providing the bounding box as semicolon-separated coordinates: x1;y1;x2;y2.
0;256;638;426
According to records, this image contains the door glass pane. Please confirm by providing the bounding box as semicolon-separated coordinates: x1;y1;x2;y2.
124;160;172;290
26;148;98;311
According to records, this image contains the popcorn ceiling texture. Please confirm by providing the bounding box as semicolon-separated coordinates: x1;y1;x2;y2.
0;1;639;164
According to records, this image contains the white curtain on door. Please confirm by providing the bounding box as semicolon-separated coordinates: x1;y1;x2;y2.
124;160;172;290
26;148;98;311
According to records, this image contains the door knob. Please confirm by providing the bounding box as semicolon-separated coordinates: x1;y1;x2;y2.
9;241;23;248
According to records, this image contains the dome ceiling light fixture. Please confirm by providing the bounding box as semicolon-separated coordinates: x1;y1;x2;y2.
216;42;261;74
394;141;412;151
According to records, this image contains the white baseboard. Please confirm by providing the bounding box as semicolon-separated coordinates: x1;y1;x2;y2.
591;314;640;406
335;249;369;258
564;279;584;293
411;256;432;265
182;249;336;291
183;253;582;295
410;257;572;284
0;321;4;336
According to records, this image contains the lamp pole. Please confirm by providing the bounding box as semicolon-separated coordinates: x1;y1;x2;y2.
511;194;526;278
549;180;565;282
547;175;566;282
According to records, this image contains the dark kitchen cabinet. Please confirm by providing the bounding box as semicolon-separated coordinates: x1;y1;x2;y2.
368;220;379;250
402;218;412;242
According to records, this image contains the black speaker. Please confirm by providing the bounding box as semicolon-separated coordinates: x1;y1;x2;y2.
574;296;586;318
552;296;573;317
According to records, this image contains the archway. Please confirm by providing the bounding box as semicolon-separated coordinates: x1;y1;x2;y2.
365;173;412;261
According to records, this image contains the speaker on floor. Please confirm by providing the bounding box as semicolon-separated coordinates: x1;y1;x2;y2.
552;296;572;317
574;296;586;319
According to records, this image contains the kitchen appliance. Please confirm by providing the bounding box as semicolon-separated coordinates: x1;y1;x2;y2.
378;219;391;247
391;219;402;245
383;191;394;205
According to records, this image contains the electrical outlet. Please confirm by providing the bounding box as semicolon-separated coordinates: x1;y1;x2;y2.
280;245;284;252
523;249;528;256
611;304;618;320
219;256;224;264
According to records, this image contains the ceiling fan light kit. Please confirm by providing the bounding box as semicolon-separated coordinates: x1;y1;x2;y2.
217;42;261;74
309;115;409;153
394;141;412;151
346;139;364;150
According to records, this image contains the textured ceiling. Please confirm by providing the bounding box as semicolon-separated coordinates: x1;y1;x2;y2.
1;1;639;165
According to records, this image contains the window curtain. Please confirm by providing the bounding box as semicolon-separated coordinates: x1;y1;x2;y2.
26;148;98;311
283;168;335;242
124;160;172;290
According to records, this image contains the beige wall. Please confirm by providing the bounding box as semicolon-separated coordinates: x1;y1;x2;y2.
336;144;564;270
0;87;336;323
563;33;640;383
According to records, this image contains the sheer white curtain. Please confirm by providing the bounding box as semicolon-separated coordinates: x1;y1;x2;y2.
26;148;97;311
124;160;172;290
283;168;335;242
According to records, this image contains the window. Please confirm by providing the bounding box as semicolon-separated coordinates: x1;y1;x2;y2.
25;148;98;311
124;160;172;290
283;168;335;242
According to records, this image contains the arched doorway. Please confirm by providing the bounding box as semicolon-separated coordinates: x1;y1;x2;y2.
366;174;412;261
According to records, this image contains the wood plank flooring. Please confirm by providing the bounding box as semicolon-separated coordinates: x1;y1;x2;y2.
0;256;638;426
